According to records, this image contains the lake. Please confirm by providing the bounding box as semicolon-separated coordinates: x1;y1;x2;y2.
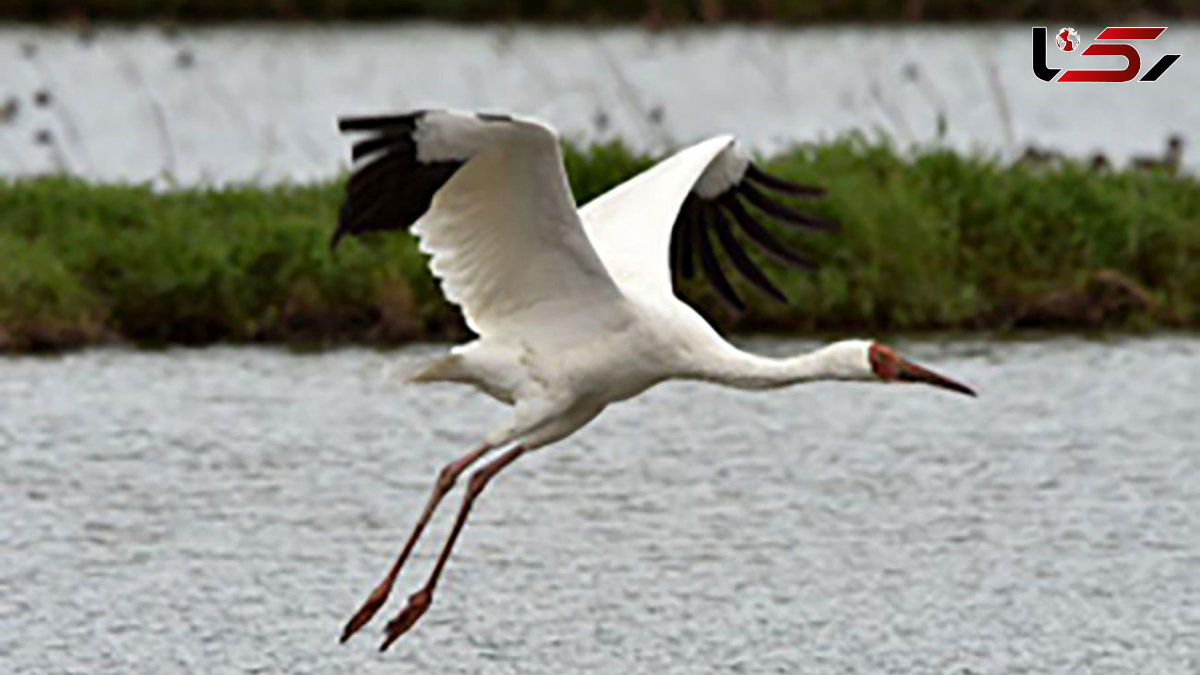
2;337;1198;673
0;23;1196;184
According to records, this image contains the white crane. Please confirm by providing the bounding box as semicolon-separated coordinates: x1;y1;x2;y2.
332;110;974;651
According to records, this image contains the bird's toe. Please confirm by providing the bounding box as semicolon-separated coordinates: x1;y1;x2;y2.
379;589;433;651
341;582;392;644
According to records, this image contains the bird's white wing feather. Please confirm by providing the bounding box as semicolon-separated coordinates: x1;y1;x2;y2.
335;110;627;339
579;136;736;300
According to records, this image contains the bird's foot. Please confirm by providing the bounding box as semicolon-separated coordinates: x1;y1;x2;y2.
379;588;433;652
340;581;392;644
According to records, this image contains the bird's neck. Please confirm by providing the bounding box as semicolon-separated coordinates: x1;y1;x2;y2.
697;340;871;391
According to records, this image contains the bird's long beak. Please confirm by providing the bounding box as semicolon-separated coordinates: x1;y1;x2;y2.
896;359;976;397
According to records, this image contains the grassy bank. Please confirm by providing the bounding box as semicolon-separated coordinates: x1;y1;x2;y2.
4;0;1195;24
2;136;1199;352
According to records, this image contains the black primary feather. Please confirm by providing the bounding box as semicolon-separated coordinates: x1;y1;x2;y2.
332;111;464;249
708;207;788;303
738;181;839;232
677;195;699;280
718;193;814;270
744;162;826;197
694;207;744;310
338;113;421;133
350;134;397;163
668;160;831;308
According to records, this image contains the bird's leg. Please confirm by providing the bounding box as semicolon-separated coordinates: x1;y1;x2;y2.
379;444;528;651
341;442;492;644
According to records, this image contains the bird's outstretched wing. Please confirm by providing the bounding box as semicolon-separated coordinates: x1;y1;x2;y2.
335;110;626;339
580;136;835;311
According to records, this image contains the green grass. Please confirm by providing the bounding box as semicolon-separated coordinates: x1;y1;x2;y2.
3;135;1199;352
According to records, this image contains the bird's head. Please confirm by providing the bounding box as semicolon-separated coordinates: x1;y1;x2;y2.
865;342;975;397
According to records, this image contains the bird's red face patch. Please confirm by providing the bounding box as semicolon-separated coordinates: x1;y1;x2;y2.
868;342;900;381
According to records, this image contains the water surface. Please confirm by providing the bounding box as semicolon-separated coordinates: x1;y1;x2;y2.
2;337;1198;673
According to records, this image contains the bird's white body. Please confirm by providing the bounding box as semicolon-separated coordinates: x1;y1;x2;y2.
387;112;874;450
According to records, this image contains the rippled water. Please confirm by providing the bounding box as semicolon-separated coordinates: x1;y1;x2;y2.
2;337;1199;673
0;24;1196;183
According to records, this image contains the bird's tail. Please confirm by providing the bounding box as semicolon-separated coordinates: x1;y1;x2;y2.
381;351;460;385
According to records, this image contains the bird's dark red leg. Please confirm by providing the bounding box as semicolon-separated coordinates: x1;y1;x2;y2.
340;443;492;644
379;444;528;651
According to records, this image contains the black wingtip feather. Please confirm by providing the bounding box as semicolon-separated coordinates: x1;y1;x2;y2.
476;112;513;123
745;163;826;198
350;135;397;163
738;182;839;233
678;196;698;280
669;157;833;307
332;110;464;247
330;202;351;250
719;194;815;270
695;209;744;311
338;112;424;133
709;208;788;304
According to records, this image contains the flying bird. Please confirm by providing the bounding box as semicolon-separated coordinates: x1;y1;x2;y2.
333;109;974;651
